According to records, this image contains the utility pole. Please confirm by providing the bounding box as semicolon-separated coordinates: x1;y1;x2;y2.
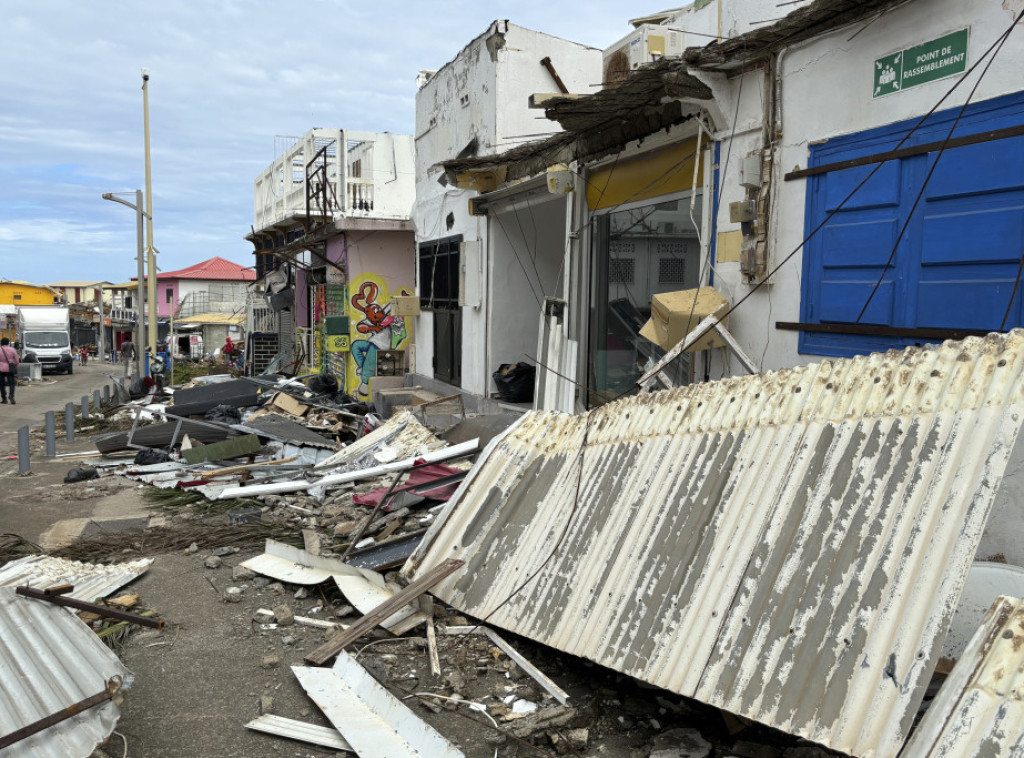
134;188;146;378
142;68;157;357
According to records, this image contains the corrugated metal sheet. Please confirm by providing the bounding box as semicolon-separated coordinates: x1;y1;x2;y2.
314;411;446;471
408;332;1024;758
903;595;1024;757
0;587;132;758
292;652;464;757
0;555;153;603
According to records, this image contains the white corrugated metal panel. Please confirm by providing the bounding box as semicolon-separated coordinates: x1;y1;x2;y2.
292;652;464;757
0;587;132;758
244;714;352;751
314;411;446;471
904;595;1024;757
0;555;153;603
409;332;1024;758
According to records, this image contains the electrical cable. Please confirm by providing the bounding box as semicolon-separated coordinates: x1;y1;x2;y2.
494;212;544;306
1001;248;1024;331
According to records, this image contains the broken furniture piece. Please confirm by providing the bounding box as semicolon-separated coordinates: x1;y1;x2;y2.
637;286;758;389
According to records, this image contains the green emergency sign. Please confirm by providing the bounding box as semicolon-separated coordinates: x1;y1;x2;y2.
873;29;969;98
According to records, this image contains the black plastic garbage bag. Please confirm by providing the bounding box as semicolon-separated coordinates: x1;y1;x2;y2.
129;376;154;398
492;363;536;403
64;466;99;484
309;373;339;396
205;404;242;424
134;447;172;465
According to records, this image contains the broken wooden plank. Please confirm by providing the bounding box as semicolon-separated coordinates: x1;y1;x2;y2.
426;617;441;677
182;434;261;465
201;456;298;478
305;559;464;666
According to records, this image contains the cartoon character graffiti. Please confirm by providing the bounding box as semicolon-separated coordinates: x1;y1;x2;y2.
349;281;410;399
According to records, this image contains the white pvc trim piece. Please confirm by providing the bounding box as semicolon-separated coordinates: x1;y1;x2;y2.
218;439;479;500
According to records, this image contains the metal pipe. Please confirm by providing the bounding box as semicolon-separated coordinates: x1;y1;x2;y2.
81;395;90;420
0;677;120;751
16;586;164;629
218;438;480;500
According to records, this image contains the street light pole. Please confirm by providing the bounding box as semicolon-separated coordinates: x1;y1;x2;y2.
101;190;148;378
142;68;157;357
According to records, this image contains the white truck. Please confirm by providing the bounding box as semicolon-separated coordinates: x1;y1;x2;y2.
17;305;73;374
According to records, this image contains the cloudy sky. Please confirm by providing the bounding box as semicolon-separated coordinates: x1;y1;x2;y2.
0;1;635;285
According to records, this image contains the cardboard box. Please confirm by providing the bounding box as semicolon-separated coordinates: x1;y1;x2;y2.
639;287;729;352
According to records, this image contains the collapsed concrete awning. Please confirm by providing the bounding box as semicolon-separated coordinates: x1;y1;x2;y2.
408;331;1024;758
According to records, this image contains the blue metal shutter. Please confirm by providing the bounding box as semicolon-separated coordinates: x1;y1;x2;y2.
800;91;1024;358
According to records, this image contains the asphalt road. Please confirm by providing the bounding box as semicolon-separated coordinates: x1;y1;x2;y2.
0;358;146;546
0;357;125;442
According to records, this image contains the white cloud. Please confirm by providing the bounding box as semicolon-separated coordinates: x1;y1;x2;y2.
0;0;632;283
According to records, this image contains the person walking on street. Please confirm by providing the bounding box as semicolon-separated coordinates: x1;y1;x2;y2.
0;337;20;404
121;338;137;378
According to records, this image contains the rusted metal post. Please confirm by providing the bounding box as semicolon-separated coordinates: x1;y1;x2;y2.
16;586;164;629
0;678;120;751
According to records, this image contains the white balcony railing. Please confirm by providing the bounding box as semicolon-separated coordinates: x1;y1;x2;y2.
253;129;414;234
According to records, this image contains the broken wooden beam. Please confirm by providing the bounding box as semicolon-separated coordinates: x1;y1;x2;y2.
304;558;464;666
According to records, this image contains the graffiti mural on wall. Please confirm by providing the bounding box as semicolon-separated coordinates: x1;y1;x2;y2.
347;275;412;399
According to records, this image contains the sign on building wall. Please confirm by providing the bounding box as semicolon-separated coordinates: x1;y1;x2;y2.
873;29;968;98
325;334;351;352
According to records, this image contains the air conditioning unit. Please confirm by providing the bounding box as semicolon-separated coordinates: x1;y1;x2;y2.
603;25;686;87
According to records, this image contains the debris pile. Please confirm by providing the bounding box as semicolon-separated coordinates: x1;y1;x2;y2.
5;336;1024;756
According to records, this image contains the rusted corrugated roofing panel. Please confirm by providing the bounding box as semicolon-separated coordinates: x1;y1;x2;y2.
0;587;132;757
903;595;1024;757
409;331;1024;758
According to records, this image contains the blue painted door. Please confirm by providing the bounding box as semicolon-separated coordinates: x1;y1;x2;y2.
800;91;1024;358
